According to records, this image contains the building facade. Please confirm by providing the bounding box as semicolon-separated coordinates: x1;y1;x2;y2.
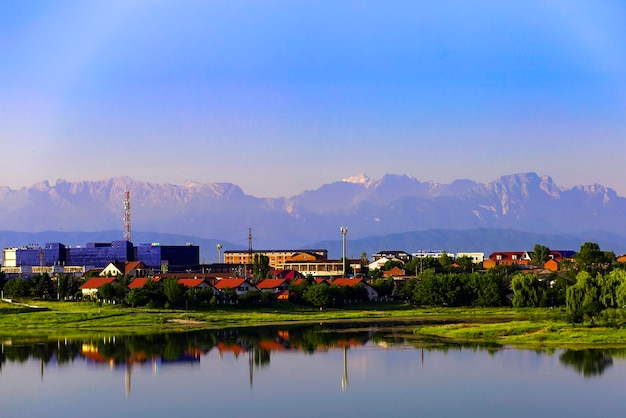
2;240;199;273
224;249;328;268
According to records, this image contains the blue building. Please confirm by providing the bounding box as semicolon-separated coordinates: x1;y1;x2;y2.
135;243;199;272
11;241;199;272
15;242;66;266
66;241;134;267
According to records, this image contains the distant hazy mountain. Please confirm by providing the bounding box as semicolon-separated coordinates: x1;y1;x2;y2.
0;173;625;253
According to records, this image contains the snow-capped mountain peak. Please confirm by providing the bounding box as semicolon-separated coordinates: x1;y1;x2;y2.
342;173;371;185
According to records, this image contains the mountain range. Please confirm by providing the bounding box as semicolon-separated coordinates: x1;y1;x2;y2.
1;172;625;260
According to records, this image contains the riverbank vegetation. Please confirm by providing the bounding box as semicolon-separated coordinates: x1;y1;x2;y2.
1;241;626;346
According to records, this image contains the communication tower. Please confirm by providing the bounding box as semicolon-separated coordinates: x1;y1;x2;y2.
247;227;253;264
123;190;132;242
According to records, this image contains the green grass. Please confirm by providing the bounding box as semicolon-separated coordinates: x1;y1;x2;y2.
0;300;526;336
4;300;626;347
414;319;626;348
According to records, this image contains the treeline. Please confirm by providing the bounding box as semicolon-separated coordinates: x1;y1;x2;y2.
371;241;626;326
0;273;82;300
0;273;371;310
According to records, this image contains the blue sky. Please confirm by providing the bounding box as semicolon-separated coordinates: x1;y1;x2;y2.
2;1;625;197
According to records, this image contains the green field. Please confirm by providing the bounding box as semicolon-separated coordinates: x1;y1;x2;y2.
2;299;626;347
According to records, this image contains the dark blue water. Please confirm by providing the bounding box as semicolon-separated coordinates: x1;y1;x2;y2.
0;324;622;418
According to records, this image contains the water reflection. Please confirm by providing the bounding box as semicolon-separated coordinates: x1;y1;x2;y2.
559;349;615;377
0;322;623;388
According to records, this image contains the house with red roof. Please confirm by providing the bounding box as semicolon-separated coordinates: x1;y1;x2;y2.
213;278;257;296
383;266;405;278
128;277;160;289
79;277;118;298
177;278;218;295
331;278;379;301
100;261;151;278
255;278;290;294
484;251;531;268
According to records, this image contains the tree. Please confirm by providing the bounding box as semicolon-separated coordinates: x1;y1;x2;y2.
57;274;81;299
574;242;613;275
531;244;551;266
163;278;186;306
3;279;32;298
368;268;383;281
303;284;332;308
382;259;404;271
98;282;116;300
438;252;454;270
30;274;55;299
545;274;573;307
455;256;476;273
511;273;546;308
598;269;626;309
253;254;270;282
616;271;626;308
371;277;394;298
469;270;508;307
566;271;602;324
393;277;418;301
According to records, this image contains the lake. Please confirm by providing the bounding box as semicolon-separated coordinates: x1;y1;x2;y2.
0;322;623;418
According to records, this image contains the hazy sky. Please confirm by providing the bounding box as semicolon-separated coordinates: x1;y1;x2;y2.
2;1;626;197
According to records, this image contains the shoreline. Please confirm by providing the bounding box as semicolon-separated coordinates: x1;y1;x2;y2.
3;300;626;348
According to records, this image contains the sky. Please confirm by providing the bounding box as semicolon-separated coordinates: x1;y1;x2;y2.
2;1;626;198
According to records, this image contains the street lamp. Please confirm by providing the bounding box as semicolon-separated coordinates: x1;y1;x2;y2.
216;243;223;264
340;226;348;277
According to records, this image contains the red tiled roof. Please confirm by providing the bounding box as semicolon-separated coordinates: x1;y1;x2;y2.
291;278;329;286
79;277;117;289
125;261;145;274
177;278;208;288
256;279;288;290
128;278;158;289
214;278;247;290
332;278;364;287
383;266;405;276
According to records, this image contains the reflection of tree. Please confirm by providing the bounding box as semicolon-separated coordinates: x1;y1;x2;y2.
254;348;270;367
559;349;613;377
56;341;82;365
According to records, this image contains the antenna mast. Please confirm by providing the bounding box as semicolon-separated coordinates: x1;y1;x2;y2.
248;227;253;265
123;190;132;242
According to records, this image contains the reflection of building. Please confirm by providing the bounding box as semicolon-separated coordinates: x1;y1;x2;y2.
80;343;201;397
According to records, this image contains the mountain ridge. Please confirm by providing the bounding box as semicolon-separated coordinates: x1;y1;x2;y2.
0;172;624;250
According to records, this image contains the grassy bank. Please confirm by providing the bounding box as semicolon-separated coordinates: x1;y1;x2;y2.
4;299;626;347
0;299;531;337
414;319;626;348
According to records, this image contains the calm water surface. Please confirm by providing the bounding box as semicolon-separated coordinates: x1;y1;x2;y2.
0;322;623;418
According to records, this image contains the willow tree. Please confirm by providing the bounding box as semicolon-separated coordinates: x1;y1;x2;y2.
566;271;602;324
511;272;546;308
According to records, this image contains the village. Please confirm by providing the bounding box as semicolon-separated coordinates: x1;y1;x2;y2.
2;237;625;312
